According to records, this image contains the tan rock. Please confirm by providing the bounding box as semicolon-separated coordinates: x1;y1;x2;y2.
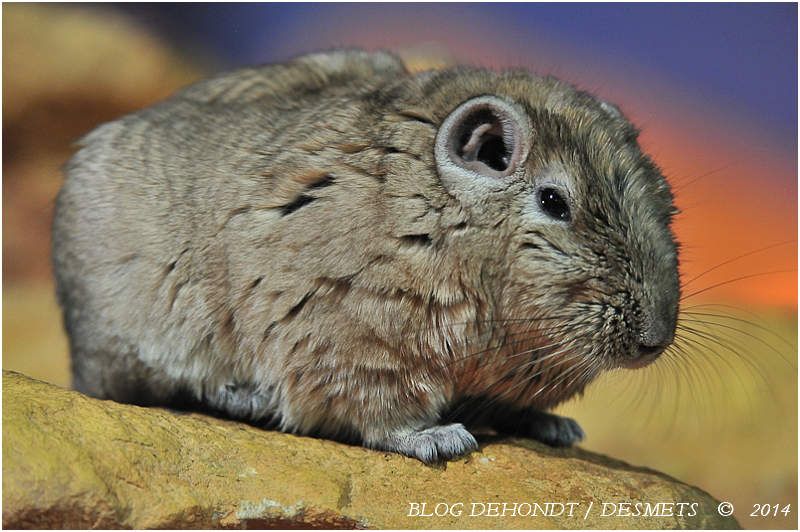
3;371;738;529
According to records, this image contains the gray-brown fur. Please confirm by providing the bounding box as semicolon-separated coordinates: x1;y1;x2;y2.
52;50;679;463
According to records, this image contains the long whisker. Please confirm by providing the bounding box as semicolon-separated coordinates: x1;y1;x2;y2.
677;330;762;419
448;342;584;419
671;163;735;193
442;322;579;369
680;240;795;289
532;356;593;400
675;323;771;393
680;269;795;301
680;310;797;352
678;316;794;365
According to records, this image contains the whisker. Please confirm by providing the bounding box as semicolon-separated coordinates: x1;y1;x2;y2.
680;310;796;353
680;269;795;301
443;322;580;369
680;240;795;289
671;163;735;193
450;343;586;419
678;316;794;365
532;357;594;400
675;324;771;394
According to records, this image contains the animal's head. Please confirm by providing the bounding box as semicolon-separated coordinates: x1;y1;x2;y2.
427;71;680;377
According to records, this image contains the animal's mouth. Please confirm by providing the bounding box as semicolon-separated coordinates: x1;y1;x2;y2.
620;344;665;369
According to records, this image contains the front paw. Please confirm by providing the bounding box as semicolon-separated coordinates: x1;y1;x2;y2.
524;412;585;447
375;423;479;463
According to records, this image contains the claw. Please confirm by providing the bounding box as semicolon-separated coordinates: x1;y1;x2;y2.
373;423;479;463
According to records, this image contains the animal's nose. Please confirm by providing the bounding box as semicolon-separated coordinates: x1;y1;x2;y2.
637;308;676;357
637;342;666;358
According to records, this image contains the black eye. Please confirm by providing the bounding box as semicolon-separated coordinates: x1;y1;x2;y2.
539;187;571;221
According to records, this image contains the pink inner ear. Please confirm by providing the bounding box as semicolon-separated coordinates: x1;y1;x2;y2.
461;123;494;160
454;112;516;178
437;96;529;182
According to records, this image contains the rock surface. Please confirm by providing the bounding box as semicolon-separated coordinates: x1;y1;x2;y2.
3;371;738;529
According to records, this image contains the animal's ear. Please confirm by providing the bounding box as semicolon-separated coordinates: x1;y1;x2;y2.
435;96;530;194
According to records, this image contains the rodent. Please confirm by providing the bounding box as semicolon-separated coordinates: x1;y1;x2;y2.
52;49;680;463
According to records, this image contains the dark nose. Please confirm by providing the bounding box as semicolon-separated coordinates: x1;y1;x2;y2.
638;309;675;357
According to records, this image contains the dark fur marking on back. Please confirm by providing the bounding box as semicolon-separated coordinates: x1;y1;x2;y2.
285;292;312;319
280;194;316;216
279;175;335;216
165;248;189;274
395;110;436;127
308;174;335;190
168;280;188;312
381;145;422;162
400;234;433;248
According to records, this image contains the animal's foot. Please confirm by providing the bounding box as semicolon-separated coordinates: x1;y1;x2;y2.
523;411;584;447
376;423;479;463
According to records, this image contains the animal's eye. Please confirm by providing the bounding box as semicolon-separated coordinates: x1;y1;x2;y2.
539;187;571;221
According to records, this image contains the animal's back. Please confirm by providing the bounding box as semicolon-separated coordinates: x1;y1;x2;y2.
52;50;408;407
